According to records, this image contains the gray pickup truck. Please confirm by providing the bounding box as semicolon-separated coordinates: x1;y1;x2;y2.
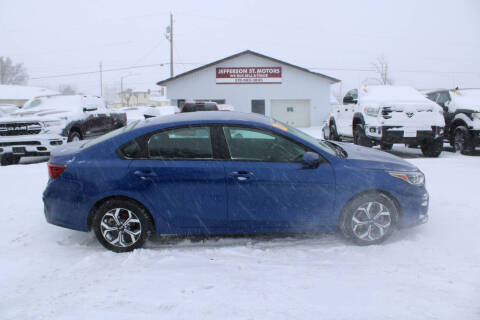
0;95;127;165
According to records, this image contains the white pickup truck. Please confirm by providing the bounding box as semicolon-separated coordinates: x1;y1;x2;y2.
327;85;445;157
0;95;127;165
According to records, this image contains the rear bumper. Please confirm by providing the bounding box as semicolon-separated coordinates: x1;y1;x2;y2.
0;133;67;157
366;125;443;144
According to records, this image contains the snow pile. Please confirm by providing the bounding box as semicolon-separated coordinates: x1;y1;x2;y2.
0;147;479;319
0;85;59;100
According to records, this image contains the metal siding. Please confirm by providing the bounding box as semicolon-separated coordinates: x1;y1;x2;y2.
164;53;332;126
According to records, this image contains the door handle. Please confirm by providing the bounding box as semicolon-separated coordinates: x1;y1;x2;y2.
230;171;254;181
133;170;157;179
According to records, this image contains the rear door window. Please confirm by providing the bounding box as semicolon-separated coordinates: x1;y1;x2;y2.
148;126;213;159
223;126;306;162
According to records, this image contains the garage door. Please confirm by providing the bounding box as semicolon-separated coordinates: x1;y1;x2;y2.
270;99;310;127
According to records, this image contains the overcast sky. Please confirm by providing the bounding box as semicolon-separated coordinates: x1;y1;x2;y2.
1;0;479;99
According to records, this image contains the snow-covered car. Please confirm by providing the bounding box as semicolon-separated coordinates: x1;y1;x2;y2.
328;86;445;157
0;95;126;165
143;105;179;119
425;88;480;154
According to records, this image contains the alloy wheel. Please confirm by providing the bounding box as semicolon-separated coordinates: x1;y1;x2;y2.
351;201;392;241
100;208;142;247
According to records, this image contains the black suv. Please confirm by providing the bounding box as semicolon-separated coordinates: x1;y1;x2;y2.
425;89;480;154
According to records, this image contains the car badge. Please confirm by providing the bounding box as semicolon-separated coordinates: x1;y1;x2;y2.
406;112;414;118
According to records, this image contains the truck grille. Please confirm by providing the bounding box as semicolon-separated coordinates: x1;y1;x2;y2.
0;122;42;136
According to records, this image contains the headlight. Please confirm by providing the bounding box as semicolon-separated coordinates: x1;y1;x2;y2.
364;106;379;117
43;120;65;128
388;171;425;186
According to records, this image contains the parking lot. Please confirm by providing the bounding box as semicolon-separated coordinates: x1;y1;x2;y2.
1;140;479;320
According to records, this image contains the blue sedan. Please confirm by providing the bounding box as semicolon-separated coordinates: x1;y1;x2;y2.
43;111;429;252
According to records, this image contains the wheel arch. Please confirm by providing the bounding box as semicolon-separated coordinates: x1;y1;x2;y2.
337;189;402;228
87;195;157;232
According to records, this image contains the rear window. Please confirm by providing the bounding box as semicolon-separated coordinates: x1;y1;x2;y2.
82;120;140;149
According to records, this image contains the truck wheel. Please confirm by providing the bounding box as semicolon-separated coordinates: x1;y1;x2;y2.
421;138;443;157
354;124;372;147
329;123;340;141
1;154;20;166
380;143;393;151
68;130;82;142
454;126;473;155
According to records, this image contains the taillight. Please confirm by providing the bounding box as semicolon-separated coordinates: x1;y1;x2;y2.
48;163;66;179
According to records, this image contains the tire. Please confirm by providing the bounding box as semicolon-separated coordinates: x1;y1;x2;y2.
92;199;154;252
0;154;20;166
353;124;373;147
68;130;82;142
380;143;393;151
339;192;398;245
421;138;443;157
454;126;474;155
329;122;340;141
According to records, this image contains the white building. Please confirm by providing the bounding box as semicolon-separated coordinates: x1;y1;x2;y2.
156;50;340;127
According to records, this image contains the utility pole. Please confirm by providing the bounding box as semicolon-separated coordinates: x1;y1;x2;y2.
165;12;174;77
99;61;103;97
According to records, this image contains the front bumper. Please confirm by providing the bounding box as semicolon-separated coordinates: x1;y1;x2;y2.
0;133;67;157
365;125;443;144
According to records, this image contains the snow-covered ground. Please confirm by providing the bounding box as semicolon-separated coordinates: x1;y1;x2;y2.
1;144;479;319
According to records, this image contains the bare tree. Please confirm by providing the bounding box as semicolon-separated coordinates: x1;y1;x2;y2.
0;57;29;85
58;84;76;95
363;55;393;86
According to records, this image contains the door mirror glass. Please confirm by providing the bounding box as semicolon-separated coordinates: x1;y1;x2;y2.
301;151;321;168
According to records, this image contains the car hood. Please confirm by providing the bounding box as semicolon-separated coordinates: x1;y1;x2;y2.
0;108;77;123
334;142;418;171
10;107;75;118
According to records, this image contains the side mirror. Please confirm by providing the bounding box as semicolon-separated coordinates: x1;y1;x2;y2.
83;107;98;112
302;151;321;169
343;96;357;105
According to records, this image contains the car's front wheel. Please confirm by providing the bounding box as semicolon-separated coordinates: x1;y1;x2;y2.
92;199;154;252
340;193;397;245
454;126;473;155
421;138;443;157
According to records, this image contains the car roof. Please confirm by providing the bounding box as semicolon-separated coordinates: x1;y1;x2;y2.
138;111;273;129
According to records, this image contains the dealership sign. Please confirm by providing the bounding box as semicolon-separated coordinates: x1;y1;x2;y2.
216;67;282;84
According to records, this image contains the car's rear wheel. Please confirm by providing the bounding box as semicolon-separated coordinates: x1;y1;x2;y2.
340;193;397;245
92;199;154;252
68;130;82;142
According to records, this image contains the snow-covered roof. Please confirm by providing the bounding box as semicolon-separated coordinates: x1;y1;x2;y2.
452;89;480;108
0;85;59;100
360;86;432;104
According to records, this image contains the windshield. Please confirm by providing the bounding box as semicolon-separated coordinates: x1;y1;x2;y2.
82;120;141;149
273;120;336;156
